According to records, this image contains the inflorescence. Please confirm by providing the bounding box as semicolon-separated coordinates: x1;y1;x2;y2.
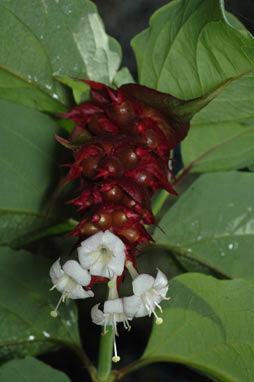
49;80;186;362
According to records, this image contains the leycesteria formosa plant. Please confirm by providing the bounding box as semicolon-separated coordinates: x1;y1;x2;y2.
1;0;254;382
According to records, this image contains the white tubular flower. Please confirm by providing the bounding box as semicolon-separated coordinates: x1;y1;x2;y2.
49;258;94;317
123;269;169;325
77;230;126;279
91;276;132;363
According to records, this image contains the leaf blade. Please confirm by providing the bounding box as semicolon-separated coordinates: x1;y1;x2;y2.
132;0;254;99
143;273;254;382
0;100;65;246
0;356;70;382
181;72;254;172
0;247;80;360
0;0;122;111
153;172;254;280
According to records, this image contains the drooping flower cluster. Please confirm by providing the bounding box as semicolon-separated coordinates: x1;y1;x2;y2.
49;80;188;362
50;231;169;362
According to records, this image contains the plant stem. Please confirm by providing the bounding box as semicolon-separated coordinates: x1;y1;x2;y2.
152;189;170;217
96;326;114;381
95;283;115;382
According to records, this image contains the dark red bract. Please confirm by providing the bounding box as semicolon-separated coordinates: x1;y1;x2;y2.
58;80;189;286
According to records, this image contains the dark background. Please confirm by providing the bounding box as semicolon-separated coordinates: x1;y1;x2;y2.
41;1;254;381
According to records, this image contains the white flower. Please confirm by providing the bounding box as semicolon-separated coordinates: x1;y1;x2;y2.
77;230;126;279
123;269;169;324
91;276;132;363
49;258;94;317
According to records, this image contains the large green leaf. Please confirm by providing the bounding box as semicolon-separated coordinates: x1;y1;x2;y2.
0;357;70;382
153;172;254;279
142;273;254;382
0;0;121;112
181;72;254;172
132;0;254;99
0;100;66;246
0;247;80;360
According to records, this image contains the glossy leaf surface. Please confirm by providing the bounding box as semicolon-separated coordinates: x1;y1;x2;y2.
0;100;65;246
0;0;121;111
0;247;80;360
132;0;254;99
153;172;254;279
182;72;254;172
0;356;70;382
143;273;254;382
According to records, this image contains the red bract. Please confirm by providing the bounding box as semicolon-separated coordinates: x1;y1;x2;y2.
58;79;190;287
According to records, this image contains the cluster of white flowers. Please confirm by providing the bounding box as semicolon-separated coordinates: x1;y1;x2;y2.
49;230;169;363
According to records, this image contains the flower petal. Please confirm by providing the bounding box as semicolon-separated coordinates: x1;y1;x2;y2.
91;303;105;325
79;231;104;252
70;284;94;299
132;274;154;296
49;258;64;285
78;248;101;270
108;251;125;276
78;230;126;278
63;260;91;286
123;295;140;317
153;269;168;290
90;261;112;278
104;298;124;315
102;230;126;254
54;275;69;293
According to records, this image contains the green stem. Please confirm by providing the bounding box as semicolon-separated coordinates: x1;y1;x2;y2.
95;283;115;382
96;326;114;381
152;189;170;217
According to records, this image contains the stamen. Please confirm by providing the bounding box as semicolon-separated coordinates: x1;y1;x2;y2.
154;301;163;312
50;294;64;318
156;317;163;325
123;318;131;331
113;315;119;337
112;333;120;363
151;307;163;325
143;294;164;325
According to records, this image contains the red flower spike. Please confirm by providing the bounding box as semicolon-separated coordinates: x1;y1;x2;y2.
56;78;198;287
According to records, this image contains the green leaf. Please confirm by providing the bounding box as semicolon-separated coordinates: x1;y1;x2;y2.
0;69;66;114
142;273;254;382
153;172;254;280
0;356;70;382
181;72;254;172
56;77;90;104
12;220;78;249
0;0;121;112
113;67;135;87
132;0;254;99
0;247;80;360
0;100;66;246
